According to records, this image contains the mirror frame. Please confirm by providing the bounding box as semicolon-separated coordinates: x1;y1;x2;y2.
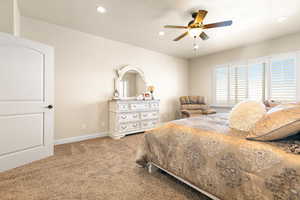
114;65;148;99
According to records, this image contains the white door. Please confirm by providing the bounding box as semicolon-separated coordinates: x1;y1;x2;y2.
0;33;54;172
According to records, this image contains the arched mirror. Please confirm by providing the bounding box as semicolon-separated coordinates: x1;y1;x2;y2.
114;66;147;99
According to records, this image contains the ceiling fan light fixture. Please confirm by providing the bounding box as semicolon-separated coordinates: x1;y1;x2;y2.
188;27;202;38
158;31;165;36
97;6;106;13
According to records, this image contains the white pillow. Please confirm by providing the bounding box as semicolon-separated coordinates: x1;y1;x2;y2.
229;100;266;131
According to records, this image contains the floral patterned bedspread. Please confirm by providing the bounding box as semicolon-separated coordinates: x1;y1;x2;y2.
136;113;300;200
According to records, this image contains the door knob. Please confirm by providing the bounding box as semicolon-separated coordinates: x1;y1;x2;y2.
46;105;53;109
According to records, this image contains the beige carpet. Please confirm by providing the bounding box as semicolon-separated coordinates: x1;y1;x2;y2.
0;133;211;200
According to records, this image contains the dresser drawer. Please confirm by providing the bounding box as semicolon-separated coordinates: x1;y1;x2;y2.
141;111;159;120
117;103;129;111
117;113;139;122
141;120;158;129
150;102;159;110
119;122;140;132
130;103;149;110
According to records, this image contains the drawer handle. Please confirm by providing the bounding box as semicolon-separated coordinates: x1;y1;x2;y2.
132;124;138;128
143;114;148;117
143;123;148;126
121;116;127;119
133;114;138;118
121;125;127;129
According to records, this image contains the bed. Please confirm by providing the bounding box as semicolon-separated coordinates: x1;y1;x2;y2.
136;113;300;200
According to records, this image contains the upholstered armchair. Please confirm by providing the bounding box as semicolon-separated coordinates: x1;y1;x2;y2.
179;96;216;118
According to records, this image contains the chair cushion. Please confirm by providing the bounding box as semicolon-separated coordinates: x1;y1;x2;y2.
229;100;266;132
247;104;300;141
186;110;203;114
189;96;205;104
190;113;203;118
180;96;205;105
181;104;209;110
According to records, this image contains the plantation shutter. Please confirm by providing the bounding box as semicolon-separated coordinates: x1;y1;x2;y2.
248;62;265;101
215;67;229;105
270;56;296;102
229;65;248;104
214;54;297;105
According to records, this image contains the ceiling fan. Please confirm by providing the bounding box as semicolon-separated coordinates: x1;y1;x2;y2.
164;10;232;41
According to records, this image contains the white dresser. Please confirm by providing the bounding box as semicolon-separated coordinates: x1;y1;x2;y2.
109;99;160;139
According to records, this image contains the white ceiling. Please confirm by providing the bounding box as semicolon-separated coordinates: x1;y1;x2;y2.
19;0;300;59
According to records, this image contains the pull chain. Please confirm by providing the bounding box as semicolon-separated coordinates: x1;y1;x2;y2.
193;36;199;52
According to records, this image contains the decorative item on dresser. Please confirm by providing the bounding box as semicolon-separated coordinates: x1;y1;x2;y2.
148;85;155;100
109;99;160;139
109;65;160;139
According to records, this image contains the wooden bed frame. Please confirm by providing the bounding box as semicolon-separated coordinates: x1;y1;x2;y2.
148;162;221;200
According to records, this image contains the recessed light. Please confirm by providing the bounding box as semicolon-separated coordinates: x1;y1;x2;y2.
159;31;165;36
97;6;106;13
277;16;287;23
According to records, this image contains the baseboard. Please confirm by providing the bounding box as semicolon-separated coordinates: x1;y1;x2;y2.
54;132;108;145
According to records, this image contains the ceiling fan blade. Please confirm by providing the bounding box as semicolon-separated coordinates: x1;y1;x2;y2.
173;32;188;41
164;25;188;29
203;20;233;29
199;32;209;41
194;10;208;24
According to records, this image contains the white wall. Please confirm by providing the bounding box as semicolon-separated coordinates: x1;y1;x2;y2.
189;32;300;104
21;17;189;140
0;0;14;34
0;0;20;36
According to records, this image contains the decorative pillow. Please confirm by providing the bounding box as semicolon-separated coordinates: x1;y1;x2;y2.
267;103;298;113
264;99;281;107
247;104;300;141
229;100;266;131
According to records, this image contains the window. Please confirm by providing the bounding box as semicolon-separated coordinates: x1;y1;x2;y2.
270;56;296;102
214;53;297;105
